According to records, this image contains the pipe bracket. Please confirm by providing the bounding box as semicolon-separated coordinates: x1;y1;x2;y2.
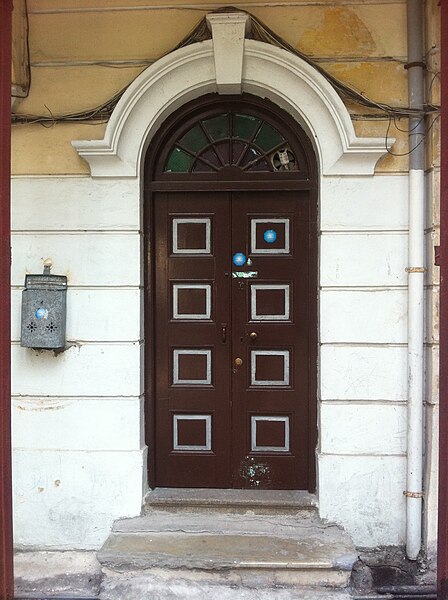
404;61;426;70
406;267;427;273
403;490;424;499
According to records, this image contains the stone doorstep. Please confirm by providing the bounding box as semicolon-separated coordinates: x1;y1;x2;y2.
99;535;352;588
98;508;357;590
13;500;357;599
144;488;318;513
101;572;354;600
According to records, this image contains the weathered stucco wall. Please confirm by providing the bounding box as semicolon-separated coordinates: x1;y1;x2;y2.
10;0;440;554
12;0;411;175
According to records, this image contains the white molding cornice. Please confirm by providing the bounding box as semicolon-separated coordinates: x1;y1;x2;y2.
73;38;392;178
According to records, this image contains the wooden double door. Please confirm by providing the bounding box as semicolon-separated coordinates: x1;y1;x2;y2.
153;190;315;489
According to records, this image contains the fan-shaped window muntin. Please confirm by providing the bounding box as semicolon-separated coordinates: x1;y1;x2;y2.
164;111;301;174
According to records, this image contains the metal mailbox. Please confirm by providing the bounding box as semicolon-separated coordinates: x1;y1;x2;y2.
21;270;67;350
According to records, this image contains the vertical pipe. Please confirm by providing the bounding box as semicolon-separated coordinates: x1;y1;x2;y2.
438;0;448;596
0;0;14;599
406;0;426;561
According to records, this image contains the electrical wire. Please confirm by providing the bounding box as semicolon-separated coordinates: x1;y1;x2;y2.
385;114;440;157
13;86;128;126
12;7;440;126
392;115;424;134
247;11;439;117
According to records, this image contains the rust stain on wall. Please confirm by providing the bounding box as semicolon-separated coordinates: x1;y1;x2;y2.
299;8;376;57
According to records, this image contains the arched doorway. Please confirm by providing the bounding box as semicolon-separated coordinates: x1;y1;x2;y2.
144;94;318;490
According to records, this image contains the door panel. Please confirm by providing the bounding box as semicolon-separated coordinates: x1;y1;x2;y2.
154;191;312;489
154;192;232;487
230;192;310;489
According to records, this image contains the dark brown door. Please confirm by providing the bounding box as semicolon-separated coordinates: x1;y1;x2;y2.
154;190;313;489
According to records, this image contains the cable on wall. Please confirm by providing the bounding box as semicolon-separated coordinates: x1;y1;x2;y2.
12;6;440;126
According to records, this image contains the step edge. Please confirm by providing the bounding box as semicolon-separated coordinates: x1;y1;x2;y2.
97;552;357;572
145;502;318;512
108;525;355;547
98;563;352;588
145;489;318;509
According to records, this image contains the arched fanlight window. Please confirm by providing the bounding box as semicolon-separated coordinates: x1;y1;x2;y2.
164;111;300;174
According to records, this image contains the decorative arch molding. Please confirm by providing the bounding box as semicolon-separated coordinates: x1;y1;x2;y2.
73;37;391;177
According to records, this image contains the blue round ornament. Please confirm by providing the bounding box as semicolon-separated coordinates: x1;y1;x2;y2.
233;252;247;266
264;229;277;243
35;307;48;320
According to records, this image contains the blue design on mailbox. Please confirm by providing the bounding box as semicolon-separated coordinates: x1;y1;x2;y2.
233;252;247;266
35;307;48;320
264;229;277;243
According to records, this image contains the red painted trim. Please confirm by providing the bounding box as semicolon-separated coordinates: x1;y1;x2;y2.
439;0;448;598
0;1;14;599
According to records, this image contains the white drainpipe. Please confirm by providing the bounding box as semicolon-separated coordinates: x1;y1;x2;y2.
405;0;426;561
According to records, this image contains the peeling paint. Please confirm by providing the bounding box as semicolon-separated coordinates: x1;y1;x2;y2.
14;397;74;411
239;456;272;488
299;8;376;57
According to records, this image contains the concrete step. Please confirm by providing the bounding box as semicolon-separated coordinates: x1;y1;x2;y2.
98;505;357;598
144;487;318;514
101;575;354;600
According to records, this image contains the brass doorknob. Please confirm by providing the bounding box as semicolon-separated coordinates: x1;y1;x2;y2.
234;357;243;367
249;332;258;340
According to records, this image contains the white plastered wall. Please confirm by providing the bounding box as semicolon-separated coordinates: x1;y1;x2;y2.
12;37;409;549
12;176;146;549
